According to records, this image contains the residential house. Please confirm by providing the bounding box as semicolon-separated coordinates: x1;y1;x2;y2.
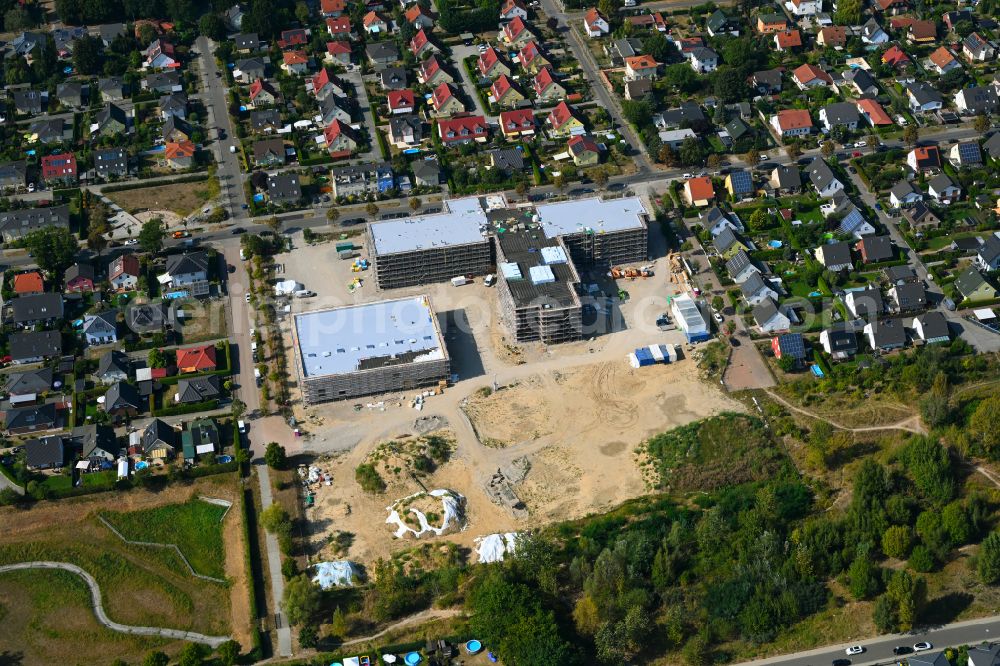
857;235;894;264
324;119;359;156
771;109;813;138
977;235;1000;270
319;95;352;126
684;176;716;207
912;311;950;344
567;135;601;166
164;141;196;169
963;32;996;62
321;0;346;16
326;16;354;39
987;133;1000;161
954;86;1000;114
430;82;464;117
64;263;96;292
127;301;174;333
419;56;453;86
175;344;218;374
844;68;879;97
785;0;820;15
11;90;46;115
771;333;807;368
252;138;287;167
902;202;941;230
363;10;390;34
889;180;923;207
277;28;309;49
281;50;309;75
583;9;610;38
725;250;762;284
546;101;584;137
0;161;27;190
71;423;119;463
857;98;893;127
703;207;744;237
0;206;70;243
688;47;718;73
250;109;282;134
138;419;177;458
311;68;346;101
929;46;960;74
725;170;754;199
491;75;525;108
109;254;140;292
144;39;178;69
907;145;941;171
655;102;705;129
756;14;788;33
816;26;847;48
55;81;84;109
740;272;780;306
325;41;352;65
248;79;280;108
388;114;424;148
24;436;64;470
5;367;53;396
906;81;943;113
504;16;535;47
82;311;118;346
161;252;209;294
792;63;832;89
877;0;910;13
884;265;918;286
753;298;792;334
774;29;803;52
806;158;844;198
144;71;182;94
388;89;416;115
412;160;441;186
532;66;566;102
267;172;302;204
30;118;70;144
159;92;188;120
234;57;267;83
625;55;659;80
954;266;997;301
438;116;489;145
234;32;260;51
9;330;61;365
175;375;221;404
13;271;44;296
882;44;911;68
5;403;59;436
487;149;525;174
815;241;853;271
820;326;859;359
949;141;982;168
182;418;221;461
928;173;960;203
519;41;550;73
104;381;141;420
162;116;193;142
500;0;528;20
40;153;77;186
713;227;751;258
93;103;128;136
706;10;740;37
819;102;860;132
405;4;435;29
366;42;400;65
770;165;802;193
888;282;926;312
478;46;511;79
499;109;535;139
410;29;438;58
861;18;890;45
838;205;877;238
864;317;907;351
906;20;937;44
94;22;126;46
625;79;652;100
329;163;395;197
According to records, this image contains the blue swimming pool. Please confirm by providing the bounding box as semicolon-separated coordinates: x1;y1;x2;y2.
466;640;483;654
808;291;822;297
136;461;149;470
811;364;825;378
768;240;783;248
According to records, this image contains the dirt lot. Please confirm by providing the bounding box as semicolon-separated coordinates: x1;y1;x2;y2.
0;475;251;665
106;179;216;217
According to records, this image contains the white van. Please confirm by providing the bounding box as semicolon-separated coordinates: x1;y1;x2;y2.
238;420;247;434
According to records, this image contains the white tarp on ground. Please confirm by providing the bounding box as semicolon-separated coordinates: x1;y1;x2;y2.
974;308;997;321
474;533;519;563
385;489;466;538
274;279;302;296
311;561;357;589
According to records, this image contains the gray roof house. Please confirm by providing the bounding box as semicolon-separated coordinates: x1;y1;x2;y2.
770;165;801;193
5;402;58;436
9;331;62;364
94;147;128;179
30;118;70;143
25;435;65;470
740;272;780;306
814;241;853;271
159;92;188;119
94;102;128;135
367;41;400;65
864;317;907;351
845;287;884;318
55;81;85;109
0;161;27;190
250;109;282;133
104;381;142;419
820;326;858;359
95;22;127;46
70;424;119;461
267;172;302;203
977;234;1000;271
412;159;441;186
967;644;1000;666
234;32;260;51
126;301;174;333
725;249;762;284
96;349;130;384
175;375;221;404
5;367;53;395
378;66;408;90
82;311;118;346
145;70;183;94
889;281;926;312
235;57;267;83
0;205;70;243
843;68;879;97
806;158;844;198
139;418;177;456
11;89;46;115
753;297;793;334
11;293;64;327
819;102;860;131
98;77;126;101
163;252;210;296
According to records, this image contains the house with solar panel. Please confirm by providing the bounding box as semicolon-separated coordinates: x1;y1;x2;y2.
948;141;983;168
771;333;806;367
820;326;859;359
725;250;763;284
702;207;743;237
837;204;876;239
724;170;754;200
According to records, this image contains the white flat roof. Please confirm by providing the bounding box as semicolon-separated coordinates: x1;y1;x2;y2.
369;197;489;255
974;308;996;321
671;294;708;334
535;196;647;239
294;296;444;378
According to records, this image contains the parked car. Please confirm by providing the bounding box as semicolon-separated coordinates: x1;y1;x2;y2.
845;646;864;656
172;230;190;238
245;293;251;303
231;226;246;234
893;646;913;655
913;642;932;652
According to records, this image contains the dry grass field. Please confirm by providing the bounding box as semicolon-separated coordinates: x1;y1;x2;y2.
106;179;217;217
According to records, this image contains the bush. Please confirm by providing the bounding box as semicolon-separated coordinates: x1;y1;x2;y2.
265;442;287;469
355;463;386;493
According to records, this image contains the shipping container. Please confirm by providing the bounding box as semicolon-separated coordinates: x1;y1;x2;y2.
451;275;469;287
649;345;665;362
335;242;354;252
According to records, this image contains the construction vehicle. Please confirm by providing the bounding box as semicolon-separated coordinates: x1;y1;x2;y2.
609;266;654;280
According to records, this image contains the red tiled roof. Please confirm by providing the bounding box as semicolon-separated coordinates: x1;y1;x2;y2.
326;16;352;34
164;141;195;159
504;16;529;40
478;46;503;75
774;29;802;49
568;134;599;154
519;40;544;65
584;7;606;29
432;82;458;110
282;49;308;65
388;88;415;110
363;10;387;27
878;0;907;10
249;78;275;100
175;344;217;372
908;19;936;40
929;46;955;68
793;63;832;84
501;0;527;15
438;115;488;142
774;109;812;130
311;67;334;92
420;55;444;80
882;44;911;66
13;272;43;294
625;54;658;70
547;101;577;129
279;29;308;47
322;0;346;13
40;152;77;179
324;119;355;144
410;28;432;54
818;26;847;45
327;41;351;55
405;4;431;22
533;65;558;94
499;109;534;133
856;98;893;125
685;176;714;201
491;74;517;100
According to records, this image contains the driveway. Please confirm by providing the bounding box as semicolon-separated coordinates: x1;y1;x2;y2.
450;43;496;121
340;69;382;163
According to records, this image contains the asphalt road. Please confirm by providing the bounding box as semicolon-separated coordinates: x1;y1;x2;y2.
739;616;1000;666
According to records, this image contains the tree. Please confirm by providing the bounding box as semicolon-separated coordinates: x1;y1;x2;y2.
265;216;282;233
3;7;34;32
658;145;678;166
882;525;913;559
231;398;246;420
679;137;706;166
821;141;836;157
298;623;318;648
942;501;972;545
886;569;926;630
365;202;380;216
216;640;241;666
553;174;566;191
138;218;165;253
979;532;1000;584
713;67;748;103
747;208;771;231
326;207;340;223
592;169;609;189
87;228;108;256
73;34;104;75
265;441;287;469
903;125;919;146
706;153;721;168
901;436;954;505
409;196;422;211
199;13;227;39
848;554;881;600
970;395;1000;456
23;227;78;278
785;142;802;159
873;593;898;633
908;545;935;573
919;372;952;428
177;643;206;666
330;606;349;638
974;114;992;133
148;348;167;368
284;574;322;626
744;148;760;165
142;652;170;666
835;0;861;24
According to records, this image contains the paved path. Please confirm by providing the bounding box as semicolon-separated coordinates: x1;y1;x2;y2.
0;467;24;495
255;462;293;657
0;561;232;648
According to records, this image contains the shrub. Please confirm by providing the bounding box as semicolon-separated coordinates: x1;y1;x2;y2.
355;463;386;493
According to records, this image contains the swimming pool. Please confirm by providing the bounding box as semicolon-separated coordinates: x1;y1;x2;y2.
768;240;783;248
466;640;483;654
135;461;149;470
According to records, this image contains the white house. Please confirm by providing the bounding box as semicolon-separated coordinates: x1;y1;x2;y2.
583;8;610;37
912;312;950;344
785;0;820;15
889;180;923;208
688;47;718;73
928;173;961;203
753;298;794;334
861;19;889;45
740;273;780;306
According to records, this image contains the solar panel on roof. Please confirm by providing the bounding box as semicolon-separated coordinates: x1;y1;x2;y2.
957;142;982;163
779;333;806;358
730;170;753;192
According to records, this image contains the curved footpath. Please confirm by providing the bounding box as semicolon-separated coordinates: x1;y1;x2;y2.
0;561;232;648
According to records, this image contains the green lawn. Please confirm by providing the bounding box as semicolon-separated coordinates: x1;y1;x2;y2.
101;498;229;579
922;230;981;252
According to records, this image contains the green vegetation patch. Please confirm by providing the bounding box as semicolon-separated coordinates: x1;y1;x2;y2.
641;412;788;492
101;498;229;580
